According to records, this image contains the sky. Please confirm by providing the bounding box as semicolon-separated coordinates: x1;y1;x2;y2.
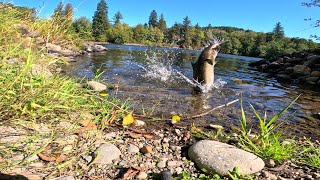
5;0;320;41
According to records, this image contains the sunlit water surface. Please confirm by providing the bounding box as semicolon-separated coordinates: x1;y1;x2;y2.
65;44;320;138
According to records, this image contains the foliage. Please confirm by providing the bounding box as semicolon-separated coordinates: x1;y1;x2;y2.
72;17;92;40
148;10;158;28
158;13;167;32
106;23;133;44
113;11;123;25
92;0;109;41
272;22;285;39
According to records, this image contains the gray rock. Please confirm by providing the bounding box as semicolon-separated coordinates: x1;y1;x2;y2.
285;67;294;74
306;77;319;84
128;144;140;154
276;74;291;82
175;167;183;174
62;145;73;152
304;55;320;67
60;49;76;56
160;170;172;180
310;71;320;77
26;30;41;38
264;159;276;168
188;140;264;176
87;81;107;92
92;45;107;52
93;143;121;165
46;43;62;53
31;64;53;78
293;65;311;75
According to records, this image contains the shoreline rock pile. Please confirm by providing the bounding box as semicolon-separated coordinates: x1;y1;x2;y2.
248;50;320;88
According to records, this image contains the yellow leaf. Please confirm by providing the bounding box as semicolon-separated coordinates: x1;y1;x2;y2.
122;111;135;126
100;90;109;97
172;115;181;122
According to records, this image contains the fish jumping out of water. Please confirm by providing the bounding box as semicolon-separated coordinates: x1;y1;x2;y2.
192;37;226;92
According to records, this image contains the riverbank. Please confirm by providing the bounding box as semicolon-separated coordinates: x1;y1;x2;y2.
248;49;320;90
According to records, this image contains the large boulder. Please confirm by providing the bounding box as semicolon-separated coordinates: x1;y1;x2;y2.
304;55;320;68
188;140;264;176
310;71;320;77
46;43;62;53
293;65;311;75
92;45;107;52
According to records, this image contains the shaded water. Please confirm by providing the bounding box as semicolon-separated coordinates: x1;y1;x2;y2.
66;44;320;138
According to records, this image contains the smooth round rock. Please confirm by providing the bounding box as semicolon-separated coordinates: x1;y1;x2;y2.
136;171;148;179
128;144;140;154
93;143;121;165
188;140;265;176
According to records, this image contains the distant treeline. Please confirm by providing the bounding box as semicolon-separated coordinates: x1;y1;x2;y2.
10;0;320;59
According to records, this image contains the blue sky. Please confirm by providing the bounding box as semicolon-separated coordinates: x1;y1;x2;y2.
7;0;320;41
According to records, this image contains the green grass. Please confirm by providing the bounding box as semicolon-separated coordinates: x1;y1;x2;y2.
238;96;300;160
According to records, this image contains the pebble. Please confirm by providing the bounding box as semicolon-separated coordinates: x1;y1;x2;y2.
175;167;183;174
140;145;153;154
82;155;93;163
54;176;75;180
135;120;146;126
162;138;169;143
264;159;276;167
167;161;178;167
157;161;167;168
63;145;73;152
93;143;121;165
26;155;39;162
128;144;140;154
174;129;181;136
136;171;148;179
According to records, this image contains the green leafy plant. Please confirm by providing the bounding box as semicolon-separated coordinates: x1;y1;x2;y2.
239;96;300;160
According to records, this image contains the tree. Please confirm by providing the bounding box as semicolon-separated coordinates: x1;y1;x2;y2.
63;3;73;21
113;11;123;25
52;2;63;20
148;10;158;28
272;22;285;39
303;0;320;39
181;16;192;48
158;14;167;32
72;17;92;39
92;0;109;41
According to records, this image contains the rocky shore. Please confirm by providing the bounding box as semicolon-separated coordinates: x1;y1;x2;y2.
248;50;320;89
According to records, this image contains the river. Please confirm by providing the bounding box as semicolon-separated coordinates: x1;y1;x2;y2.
66;44;320;139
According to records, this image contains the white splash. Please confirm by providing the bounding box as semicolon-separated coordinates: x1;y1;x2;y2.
137;50;227;92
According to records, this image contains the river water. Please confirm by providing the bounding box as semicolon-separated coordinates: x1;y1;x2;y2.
67;44;320;139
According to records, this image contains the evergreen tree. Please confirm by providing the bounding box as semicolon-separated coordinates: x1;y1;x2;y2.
148;10;158;28
92;0;109;41
114;11;123;25
63;3;73;26
158;14;167;32
272;22;285;39
183;16;191;29
181;16;192;48
52;2;64;20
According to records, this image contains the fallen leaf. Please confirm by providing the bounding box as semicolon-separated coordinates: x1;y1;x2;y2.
122;111;135;126
80;119;96;127
56;154;67;162
99;90;109;97
143;134;155;140
128;132;142;139
129;128;148;134
37;153;56;162
122;168;139;179
172;115;181;122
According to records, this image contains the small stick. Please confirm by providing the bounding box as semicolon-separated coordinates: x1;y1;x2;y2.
186;99;239;119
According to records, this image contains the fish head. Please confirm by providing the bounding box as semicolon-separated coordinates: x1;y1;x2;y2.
202;37;226;65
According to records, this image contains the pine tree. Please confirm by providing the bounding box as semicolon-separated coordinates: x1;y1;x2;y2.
272;22;285;39
183;16;191;29
52;2;64;20
92;0;109;41
148;10;158;28
158;13;167;32
113;11;123;25
63;3;73;22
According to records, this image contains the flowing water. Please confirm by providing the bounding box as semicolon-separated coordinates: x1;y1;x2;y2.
66;44;320;138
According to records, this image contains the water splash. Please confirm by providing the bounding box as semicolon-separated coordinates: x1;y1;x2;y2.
136;49;227;92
